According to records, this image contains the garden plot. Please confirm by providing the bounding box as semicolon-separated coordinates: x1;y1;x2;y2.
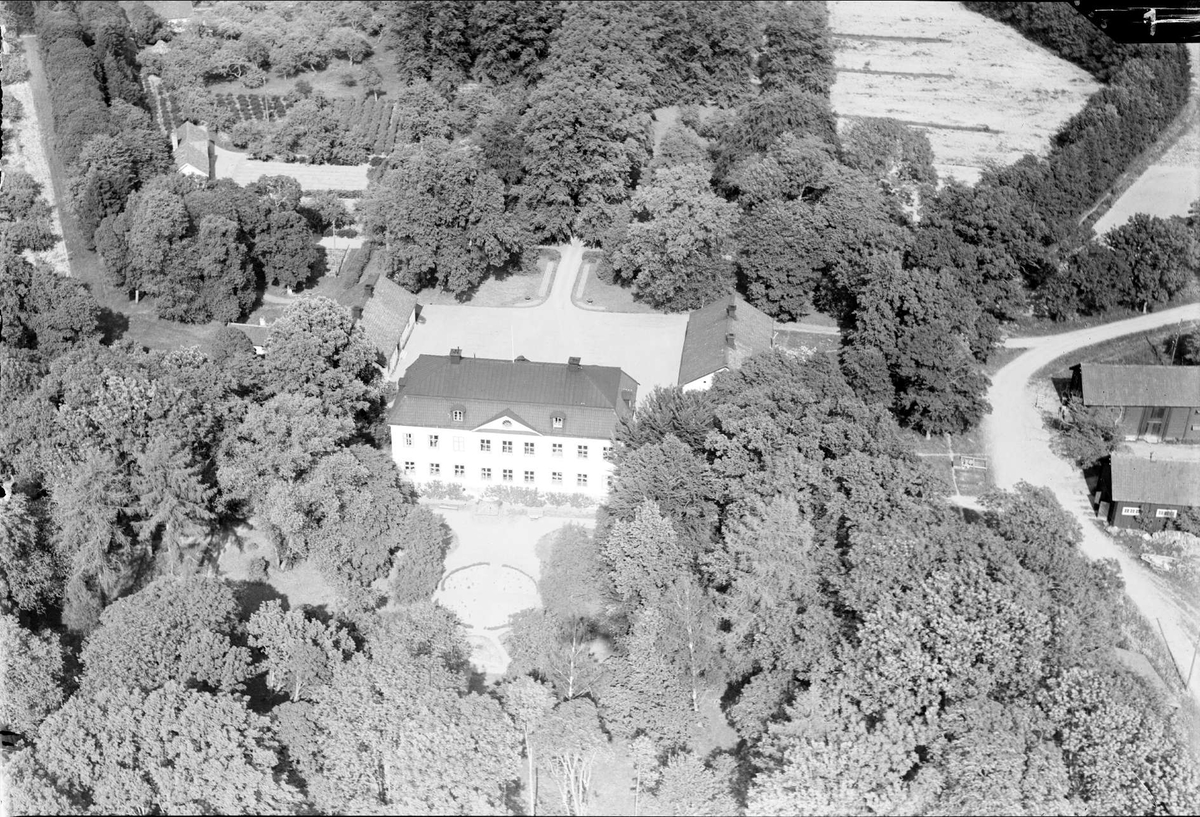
829;1;1100;186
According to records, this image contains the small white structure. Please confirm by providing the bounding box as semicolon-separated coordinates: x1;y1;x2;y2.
389;352;637;499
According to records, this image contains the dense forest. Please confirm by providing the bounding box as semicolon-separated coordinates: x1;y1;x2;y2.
3;2;1200;814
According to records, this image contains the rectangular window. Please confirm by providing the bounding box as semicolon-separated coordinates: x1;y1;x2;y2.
403;461;415;473
481;467;492;481
429;463;440;476
403;433;413;447
502;469;514;482
1155;508;1179;519
577;445;588;459
502;440;513;454
453;436;465;452
524;470;535;484
576;473;588;488
452;409;464;422
552;443;563;457
524;442;535;456
552;471;563;485
428;435;439;448
454;465;465;477
602;444;612;459
1121;505;1141;517
552;416;564;429
1150;406;1167;419
480;439;491;452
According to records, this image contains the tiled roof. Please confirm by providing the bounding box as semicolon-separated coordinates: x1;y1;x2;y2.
1111;451;1200;507
678;293;774;385
1081;364;1200;408
388;355;638;440
173;141;210;176
359;275;418;356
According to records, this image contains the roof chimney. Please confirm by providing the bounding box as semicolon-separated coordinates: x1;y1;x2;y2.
726;303;736;319
450;347;462;363
725;332;736;349
568;356;581;370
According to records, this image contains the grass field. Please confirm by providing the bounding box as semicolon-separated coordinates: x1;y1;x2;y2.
1035;321;1200;384
829;2;1100;186
907;426;991;497
576;254;661;314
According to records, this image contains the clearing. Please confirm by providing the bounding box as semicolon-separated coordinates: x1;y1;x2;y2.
828;1;1100;186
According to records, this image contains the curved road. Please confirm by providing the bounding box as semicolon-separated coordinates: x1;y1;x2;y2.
984;302;1200;705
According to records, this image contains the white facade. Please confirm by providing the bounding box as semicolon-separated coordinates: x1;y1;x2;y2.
389;412;614;499
680;369;726;392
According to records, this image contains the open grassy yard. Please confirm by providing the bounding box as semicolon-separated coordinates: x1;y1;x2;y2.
907;426;991;497
415;251;558;308
829;1;1100;185
216;523;338;614
576;253;661;314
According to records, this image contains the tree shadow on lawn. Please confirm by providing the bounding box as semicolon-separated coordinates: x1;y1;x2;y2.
228;578;290;621
96;306;129;345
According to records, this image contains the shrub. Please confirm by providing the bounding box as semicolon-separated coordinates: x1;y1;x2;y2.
542;491;597;509
420;480;467;501
483;485;546;507
0;53;28;84
247;556;270;582
1045;397;1122;469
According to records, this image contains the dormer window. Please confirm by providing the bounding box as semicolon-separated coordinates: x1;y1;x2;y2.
452;410;464;422
552;415;564;429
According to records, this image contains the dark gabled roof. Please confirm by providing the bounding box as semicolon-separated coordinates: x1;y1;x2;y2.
173;141;210;176
388;355;638;439
359;275;418;356
1081;364;1200;408
678;293;774;385
1111;452;1200;507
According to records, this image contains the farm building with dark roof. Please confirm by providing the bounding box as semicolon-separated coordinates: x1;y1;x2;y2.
1075;363;1200;443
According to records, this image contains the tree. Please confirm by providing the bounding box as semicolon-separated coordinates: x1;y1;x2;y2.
131;435;215;570
646;751;739;817
650;121;711;172
361;140;519;295
1103;213;1197;311
78;575;252;694
606;435;720;545
606;164;738;311
713;86;841;183
388;503;450;604
255;207;319;288
0;489;62;613
615;385;716;452
540;523;606;621
469;0;562;86
757;1;834;96
601;500;691;608
24;267;102;356
246;600;353;701
506;608;606;702
383;0;473;89
305;606;521;814
0;614;65;736
531;698;608;817
499;676;556;817
652;1;758;106
33;682;300;814
261;296;384;429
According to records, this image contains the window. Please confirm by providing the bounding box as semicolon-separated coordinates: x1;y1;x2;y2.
576;473;588;488
1121;505;1141;517
502;469;514;482
1156;508;1179;519
524;470;535;483
551;471;563;485
480;439;491;452
552;443;563;457
428;435;439;448
481;467;492;481
454;465;465;477
524;442;535;455
453;436;465;452
403;461;415;473
403;433;413;447
577;445;588;459
602;444;612;458
1150;406;1167;419
452;410;464;422
429;463;440;476
552;416;564;429
502;440;513;454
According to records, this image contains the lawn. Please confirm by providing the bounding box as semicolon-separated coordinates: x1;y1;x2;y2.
576;253;660;314
906;427;991;497
216;523;338;614
774;327;840;356
1006;299;1197;340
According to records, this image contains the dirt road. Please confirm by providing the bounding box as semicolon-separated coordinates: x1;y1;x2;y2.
985;303;1200;706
